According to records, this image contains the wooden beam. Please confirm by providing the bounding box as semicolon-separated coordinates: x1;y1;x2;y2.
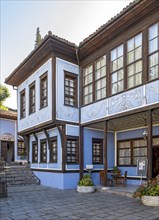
33;133;38;142
43;129;50;149
147;110;152;180
57;125;66;172
23;135;30;164
79;126;84;179
103;121;108;187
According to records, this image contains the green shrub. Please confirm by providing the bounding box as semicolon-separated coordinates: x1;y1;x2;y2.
78;175;94;186
133;175;159;198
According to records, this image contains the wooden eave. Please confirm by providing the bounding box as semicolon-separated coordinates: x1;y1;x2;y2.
5;36;77;87
79;0;159;61
0;110;17;120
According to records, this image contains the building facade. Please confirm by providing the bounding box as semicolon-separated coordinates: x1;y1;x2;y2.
5;0;159;189
0;109;26;163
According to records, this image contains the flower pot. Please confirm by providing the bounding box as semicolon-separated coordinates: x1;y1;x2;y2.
77;185;95;193
141;196;159;207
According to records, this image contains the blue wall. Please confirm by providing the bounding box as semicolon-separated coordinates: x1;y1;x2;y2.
83;128;115;169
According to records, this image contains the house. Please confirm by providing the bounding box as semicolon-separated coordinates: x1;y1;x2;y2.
0;109;26;164
5;0;159;189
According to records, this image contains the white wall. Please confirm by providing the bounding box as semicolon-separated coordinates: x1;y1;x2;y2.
56;58;79;123
18;58;52;132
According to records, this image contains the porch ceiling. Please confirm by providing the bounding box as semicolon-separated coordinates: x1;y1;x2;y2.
86;109;159;132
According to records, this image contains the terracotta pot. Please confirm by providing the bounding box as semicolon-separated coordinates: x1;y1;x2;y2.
77;186;95;193
141;196;159;207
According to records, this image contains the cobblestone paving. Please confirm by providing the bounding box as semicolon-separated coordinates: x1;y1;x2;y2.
0;185;159;220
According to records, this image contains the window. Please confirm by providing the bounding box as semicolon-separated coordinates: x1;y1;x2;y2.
29;82;36;114
66;137;79;164
118;139;147;166
92;139;103;164
17;141;26;157
148;23;159;81
20;90;26;118
40;140;47;163
95;55;106;100
64;72;78;107
40;72;48;108
110;44;124;94
32;142;38;163
50;138;57;163
83;64;93;105
127;33;142;88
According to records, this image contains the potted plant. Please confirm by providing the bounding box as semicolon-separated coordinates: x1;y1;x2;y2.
133;175;159;206
77;174;95;193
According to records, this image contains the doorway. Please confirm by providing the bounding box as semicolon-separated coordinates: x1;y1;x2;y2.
1;141;14;164
152;147;159;178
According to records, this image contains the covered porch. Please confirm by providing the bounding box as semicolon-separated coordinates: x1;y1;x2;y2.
79;106;159;187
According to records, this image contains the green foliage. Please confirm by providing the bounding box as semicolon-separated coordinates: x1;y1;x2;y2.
34;27;42;49
133;175;159;198
0;84;10;110
78;174;94;186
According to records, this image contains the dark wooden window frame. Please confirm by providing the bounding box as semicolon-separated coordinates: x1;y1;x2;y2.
40;139;47;163
17;141;26;157
92;138;103;164
82;22;159;107
20;89;26;119
64;71;78;107
66;136;79;164
148;22;159;82
40;72;48;109
32;141;38;163
29;81;36;114
49;137;58;163
117;137;150;167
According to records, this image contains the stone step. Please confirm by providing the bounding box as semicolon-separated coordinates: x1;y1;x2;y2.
1;165;40;186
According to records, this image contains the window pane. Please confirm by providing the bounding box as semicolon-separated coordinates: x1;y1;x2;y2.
149;24;158;40
149;38;158;53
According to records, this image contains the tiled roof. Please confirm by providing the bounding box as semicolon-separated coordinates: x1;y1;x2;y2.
79;0;143;46
0;109;17;119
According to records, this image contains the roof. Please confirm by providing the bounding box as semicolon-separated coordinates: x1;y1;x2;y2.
0;109;17;120
79;0;143;46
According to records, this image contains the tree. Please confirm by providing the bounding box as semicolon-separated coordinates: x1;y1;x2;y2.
0;84;10;110
34;27;42;49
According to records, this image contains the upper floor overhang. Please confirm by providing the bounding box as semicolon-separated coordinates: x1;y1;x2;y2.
5;34;78;87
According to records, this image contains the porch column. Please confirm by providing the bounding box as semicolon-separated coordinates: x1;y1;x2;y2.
23;135;29;164
103;120;108;186
79;126;84;179
147;110;152;180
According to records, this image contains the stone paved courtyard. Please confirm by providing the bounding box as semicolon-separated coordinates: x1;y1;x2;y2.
0;185;159;220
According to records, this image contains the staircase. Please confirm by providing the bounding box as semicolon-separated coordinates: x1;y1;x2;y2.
0;165;40;186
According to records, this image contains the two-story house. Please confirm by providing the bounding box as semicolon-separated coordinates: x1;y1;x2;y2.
5;0;159;189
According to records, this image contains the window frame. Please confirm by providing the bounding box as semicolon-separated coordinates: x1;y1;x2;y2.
92;138;103;164
40;72;48;109
64;71;78;107
117;138;148;167
17;141;26;157
32;141;38;163
29;81;36;114
40;139;47;163
20;89;26;119
148;23;159;81
49;137;58;163
66;136;79;164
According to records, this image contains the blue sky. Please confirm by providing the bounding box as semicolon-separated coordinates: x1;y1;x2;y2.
1;0;133;109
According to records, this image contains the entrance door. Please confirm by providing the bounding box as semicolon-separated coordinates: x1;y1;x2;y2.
1;141;14;163
152;147;159;178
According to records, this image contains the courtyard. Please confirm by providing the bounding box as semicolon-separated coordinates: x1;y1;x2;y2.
0;185;159;220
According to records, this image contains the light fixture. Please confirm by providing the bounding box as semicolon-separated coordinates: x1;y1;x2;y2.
142;130;148;139
142;117;148;139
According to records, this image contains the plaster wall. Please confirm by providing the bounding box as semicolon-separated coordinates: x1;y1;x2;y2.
56;58;79;123
18;58;52;132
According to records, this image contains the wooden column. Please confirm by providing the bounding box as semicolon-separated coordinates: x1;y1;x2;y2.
23;135;29;164
147;110;152;180
103;121;108;186
79;126;84;180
